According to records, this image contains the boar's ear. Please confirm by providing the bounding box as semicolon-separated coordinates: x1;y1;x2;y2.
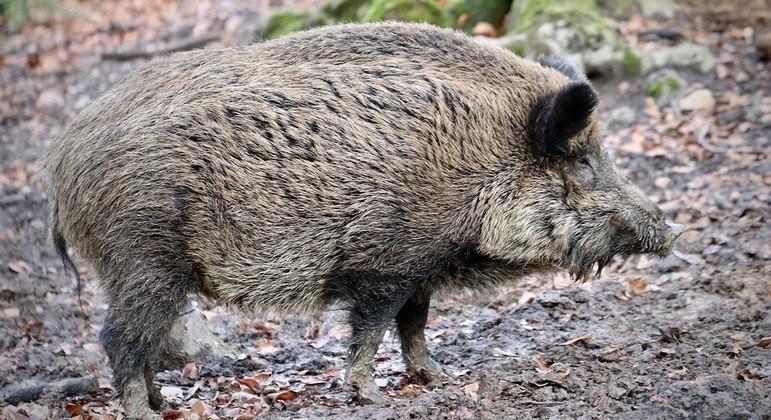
528;82;598;157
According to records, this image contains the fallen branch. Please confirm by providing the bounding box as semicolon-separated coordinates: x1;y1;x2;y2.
101;32;222;61
3;376;99;404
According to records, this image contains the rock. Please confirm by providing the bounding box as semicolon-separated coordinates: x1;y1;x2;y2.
639;0;677;18
717;108;745;125
645;69;685;104
564;53;586;75
605;106;637;130
582;44;623;76
362;0;451;27
622;49;642;75
504;0;628;70
36;89;65;111
473;32;528;53
642;42;715;74
157;309;238;370
447;0;511;31
472;21;498;37
679;89;715;113
754;26;771;58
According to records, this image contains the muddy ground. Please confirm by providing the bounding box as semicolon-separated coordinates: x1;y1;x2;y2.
0;1;769;419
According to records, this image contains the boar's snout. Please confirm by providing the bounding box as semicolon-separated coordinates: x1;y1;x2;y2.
610;184;682;258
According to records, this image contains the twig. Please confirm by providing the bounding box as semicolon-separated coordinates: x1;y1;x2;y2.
101;32;223;61
516;400;566;406
3;376;99;404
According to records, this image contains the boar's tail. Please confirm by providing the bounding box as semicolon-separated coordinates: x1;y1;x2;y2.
51;203;86;318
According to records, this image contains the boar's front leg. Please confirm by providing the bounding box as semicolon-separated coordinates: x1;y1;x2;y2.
341;274;415;404
395;289;448;387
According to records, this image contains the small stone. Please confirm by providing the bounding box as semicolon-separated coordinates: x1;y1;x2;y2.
717;107;745;125
645;69;685;104
639;0;677;18
472;21;498;38
36;89;65;110
642;42;715;74
679;89;715;113
582;44;623;77
605;106;636;130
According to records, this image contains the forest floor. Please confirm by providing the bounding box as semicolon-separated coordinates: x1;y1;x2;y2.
0;1;769;419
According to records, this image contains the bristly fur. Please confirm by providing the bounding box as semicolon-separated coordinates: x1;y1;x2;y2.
45;22;678;415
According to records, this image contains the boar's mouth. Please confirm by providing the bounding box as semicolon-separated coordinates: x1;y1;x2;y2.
562;225;616;283
560;215;682;283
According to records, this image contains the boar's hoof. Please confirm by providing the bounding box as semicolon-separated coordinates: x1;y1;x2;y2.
122;377;159;419
147;384;164;410
408;358;451;388
348;378;385;405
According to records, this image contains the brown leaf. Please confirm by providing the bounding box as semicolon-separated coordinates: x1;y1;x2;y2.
8;260;30;274
161;409;183;420
472;22;498;38
754;337;771;348
64;402;82;416
397;384;425;396
557;335;592;348
625;277;650;298
463;382;479;399
238;375;265;394
533;355;551;373
190;399;207;416
180;362;198;381
269;389;297;403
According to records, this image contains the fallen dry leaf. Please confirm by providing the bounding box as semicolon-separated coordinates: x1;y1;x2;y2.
8;260;31;274
269;389;297;403
625;277;650;298
161;409;184;420
463;382;479;399
472;22;498;37
533;355;551;373
754;337;771;348
557;335;592;348
180;362;198;382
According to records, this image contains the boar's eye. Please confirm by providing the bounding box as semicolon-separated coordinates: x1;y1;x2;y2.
568;155;596;187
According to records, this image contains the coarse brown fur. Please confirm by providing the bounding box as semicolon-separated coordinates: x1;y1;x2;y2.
46;22;679;416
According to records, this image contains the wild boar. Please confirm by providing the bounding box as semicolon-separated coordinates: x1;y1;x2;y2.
46;22;681;417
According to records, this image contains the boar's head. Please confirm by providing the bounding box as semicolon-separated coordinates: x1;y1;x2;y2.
476;63;682;281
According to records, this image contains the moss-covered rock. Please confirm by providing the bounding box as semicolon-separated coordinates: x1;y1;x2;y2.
447;0;511;30
622;49;642;76
361;0;452;27
262;10;326;40
507;0;605;34
645;69;685;104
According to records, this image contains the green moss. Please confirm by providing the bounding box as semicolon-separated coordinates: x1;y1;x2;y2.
361;0;452;27
510;44;525;56
509;0;604;33
1;0;28;27
646;81;664;99
447;0;511;30
322;0;368;22
646;77;679;100
263;11;324;39
622;49;642;75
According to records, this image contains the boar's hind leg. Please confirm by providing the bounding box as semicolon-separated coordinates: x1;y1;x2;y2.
395;290;448;387
99;263;192;418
